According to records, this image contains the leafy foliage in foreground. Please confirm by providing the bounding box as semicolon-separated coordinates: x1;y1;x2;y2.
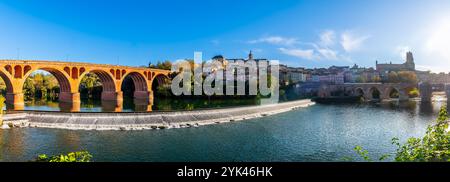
355;105;450;162
0;95;4;126
34;151;92;162
393;105;450;162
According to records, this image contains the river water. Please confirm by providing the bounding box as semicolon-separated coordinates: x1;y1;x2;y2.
16;97;261;112
0;98;445;162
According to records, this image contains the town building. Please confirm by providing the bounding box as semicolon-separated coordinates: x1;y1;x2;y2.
376;51;416;79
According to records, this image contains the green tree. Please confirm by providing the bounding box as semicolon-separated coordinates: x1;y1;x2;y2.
355;105;450;162
0;77;6;95
159;60;172;70
43;74;59;100
372;75;381;83
23;73;60;100
392;105;450;162
387;72;399;83
355;76;367;83
398;71;418;84
80;73;101;98
23;76;36;100
150;60;172;70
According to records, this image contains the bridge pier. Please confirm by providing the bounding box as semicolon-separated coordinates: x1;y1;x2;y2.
149;91;154;104
59;102;81;112
446;84;450;97
6;92;24;110
419;82;432;102
101;91;123;101
446;84;450;107
363;92;374;101
134;99;153;112
399;90;409;102
101;100;123;112
134;91;151;100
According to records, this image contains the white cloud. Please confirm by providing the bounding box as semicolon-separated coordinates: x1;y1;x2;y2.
279;48;315;60
319;30;336;47
255;30;368;62
340;31;369;52
248;36;299;46
316;48;338;60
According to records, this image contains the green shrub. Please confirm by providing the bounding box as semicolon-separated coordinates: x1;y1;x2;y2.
355;105;450;162
34;151;93;162
409;88;420;98
392;105;450;162
0;95;5;125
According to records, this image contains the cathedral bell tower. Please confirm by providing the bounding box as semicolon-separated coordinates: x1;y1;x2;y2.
405;51;415;71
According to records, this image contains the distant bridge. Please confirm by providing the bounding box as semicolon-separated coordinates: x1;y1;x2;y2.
317;82;437;101
0;60;171;111
418;82;450;102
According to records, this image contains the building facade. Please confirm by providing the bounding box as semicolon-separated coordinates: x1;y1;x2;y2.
376;51;416;79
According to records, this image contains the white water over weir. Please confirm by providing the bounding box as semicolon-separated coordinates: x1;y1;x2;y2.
1;99;315;131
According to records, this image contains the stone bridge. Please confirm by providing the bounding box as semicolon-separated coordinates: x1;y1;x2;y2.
419;82;450;102
0;60;171;111
318;83;418;101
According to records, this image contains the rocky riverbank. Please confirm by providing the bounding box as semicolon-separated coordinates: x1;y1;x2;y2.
1;99;315;131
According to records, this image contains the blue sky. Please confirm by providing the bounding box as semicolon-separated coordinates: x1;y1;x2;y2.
1;0;450;72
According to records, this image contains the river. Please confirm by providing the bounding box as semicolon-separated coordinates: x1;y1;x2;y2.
0;99;444;162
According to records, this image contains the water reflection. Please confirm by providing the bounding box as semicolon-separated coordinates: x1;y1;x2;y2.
15;97;260;112
326;100;443;120
0;129;25;161
15;97;445;114
59;102;81;112
419;101;434;116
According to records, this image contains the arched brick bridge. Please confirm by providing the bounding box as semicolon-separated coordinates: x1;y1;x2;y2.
0;60;171;111
318;83;418;101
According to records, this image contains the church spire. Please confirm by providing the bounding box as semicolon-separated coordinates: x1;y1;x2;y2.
248;50;253;60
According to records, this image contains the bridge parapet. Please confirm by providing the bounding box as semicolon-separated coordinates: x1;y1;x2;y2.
318;83;417;101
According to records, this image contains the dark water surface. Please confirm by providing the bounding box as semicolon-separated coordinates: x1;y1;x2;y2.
18;97;260;112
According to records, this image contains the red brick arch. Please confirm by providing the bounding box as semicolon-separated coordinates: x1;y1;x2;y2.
122;72;148;91
22;67;73;93
79;69;116;92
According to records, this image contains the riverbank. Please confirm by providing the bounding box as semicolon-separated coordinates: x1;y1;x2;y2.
1;99;315;131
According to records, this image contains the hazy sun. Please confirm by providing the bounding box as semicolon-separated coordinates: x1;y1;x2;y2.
425;15;450;61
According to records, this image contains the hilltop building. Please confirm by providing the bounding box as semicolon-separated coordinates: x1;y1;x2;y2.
376;51;416;78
